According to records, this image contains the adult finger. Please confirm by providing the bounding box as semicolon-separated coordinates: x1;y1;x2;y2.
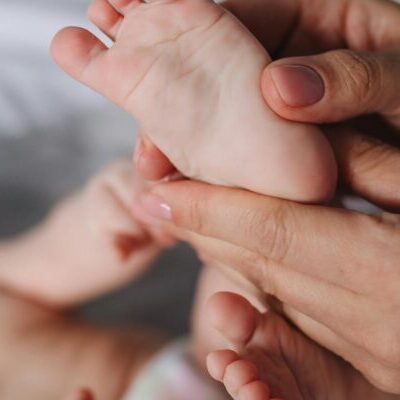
261;48;400;125
282;306;400;394
136;181;399;291
326;125;400;211
170;220;378;357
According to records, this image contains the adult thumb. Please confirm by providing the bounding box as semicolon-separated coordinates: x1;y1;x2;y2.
262;49;400;124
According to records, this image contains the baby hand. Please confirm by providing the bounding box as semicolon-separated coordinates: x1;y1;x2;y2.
0;160;174;307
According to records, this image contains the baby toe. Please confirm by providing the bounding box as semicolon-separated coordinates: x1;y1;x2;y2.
88;0;122;40
51;27;107;84
109;0;142;15
224;359;260;397
207;350;239;382
208;292;257;347
237;381;271;400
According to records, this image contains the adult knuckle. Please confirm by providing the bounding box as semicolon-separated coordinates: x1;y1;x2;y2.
362;216;400;282
185;197;204;232
239;249;273;290
238;247;266;271
349;135;395;180
248;203;293;263
350;134;381;167
333;50;380;104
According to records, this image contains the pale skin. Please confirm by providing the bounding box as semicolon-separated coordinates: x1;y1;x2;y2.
0;160;235;400
2;244;396;400
0;160;171;400
1;158;396;400
0;288;165;400
198;268;400;400
134;142;400;400
0;160;172;307
18;0;396;396
51;0;337;203
130;0;400;397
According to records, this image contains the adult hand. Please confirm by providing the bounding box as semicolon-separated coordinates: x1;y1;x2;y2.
257;0;400;210
132;133;400;394
130;0;400;392
133;0;400;183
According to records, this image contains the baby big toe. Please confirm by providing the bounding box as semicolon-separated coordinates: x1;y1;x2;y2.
208;292;257;347
51;27;107;87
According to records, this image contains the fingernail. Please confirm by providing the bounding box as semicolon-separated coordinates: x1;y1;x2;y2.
139;193;172;221
270;65;324;107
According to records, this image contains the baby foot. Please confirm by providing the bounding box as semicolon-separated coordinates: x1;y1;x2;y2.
52;0;337;202
206;292;359;400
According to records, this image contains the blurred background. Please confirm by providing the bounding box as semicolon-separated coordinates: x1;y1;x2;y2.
0;0;200;336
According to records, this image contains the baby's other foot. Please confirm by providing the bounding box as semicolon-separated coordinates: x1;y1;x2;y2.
52;0;337;202
206;292;353;400
206;292;283;400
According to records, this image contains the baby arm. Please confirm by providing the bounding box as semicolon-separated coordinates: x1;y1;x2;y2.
0;280;166;400
0;159;172;308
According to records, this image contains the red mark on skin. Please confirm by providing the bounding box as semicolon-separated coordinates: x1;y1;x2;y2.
113;232;152;261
